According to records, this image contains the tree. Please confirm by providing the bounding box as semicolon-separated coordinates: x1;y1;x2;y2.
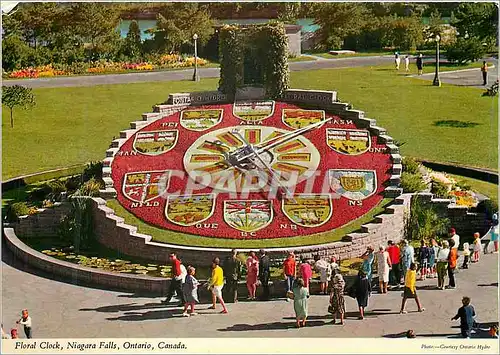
383;14;424;51
123;20;143;59
404;197;450;242
12;2;61;48
446;37;487;64
2;85;36;128
453;3;498;48
313;3;369;50
426;9;444;40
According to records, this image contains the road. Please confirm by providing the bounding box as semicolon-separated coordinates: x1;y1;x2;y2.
2;56;395;89
2;243;498;338
414;62;498;89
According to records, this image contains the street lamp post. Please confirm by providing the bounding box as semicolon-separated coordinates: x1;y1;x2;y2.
432;34;441;87
192;33;199;82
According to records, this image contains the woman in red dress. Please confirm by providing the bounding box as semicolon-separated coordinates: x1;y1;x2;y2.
299;257;313;290
246;251;259;300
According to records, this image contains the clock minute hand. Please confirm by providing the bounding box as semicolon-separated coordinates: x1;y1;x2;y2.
236;117;333;163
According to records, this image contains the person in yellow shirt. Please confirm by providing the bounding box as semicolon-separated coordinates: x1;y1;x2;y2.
400;263;425;314
208;257;228;314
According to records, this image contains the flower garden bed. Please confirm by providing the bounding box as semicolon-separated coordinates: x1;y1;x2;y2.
6;54;209;79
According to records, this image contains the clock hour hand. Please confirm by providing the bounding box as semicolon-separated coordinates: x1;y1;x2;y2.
231;129;296;202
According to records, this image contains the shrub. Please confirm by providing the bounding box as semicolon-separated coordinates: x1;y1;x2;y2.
400;172;427;193
454;180;472;191
58;197;94;252
446;37;487;64
402;157;420;174
65;176;81;192
47;179;67;200
28;184;52;202
82;161;103;182
404;196;450;241
431;178;450;198
6;202;30;222
79;178;103;197
483;80;499;97
476;199;498;218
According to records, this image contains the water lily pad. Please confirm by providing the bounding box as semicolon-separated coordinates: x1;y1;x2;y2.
135;270;148;274
135;265;147;270
119;270;132;273
146;267;157;271
147;264;158;267
42;250;51;254
65;255;76;259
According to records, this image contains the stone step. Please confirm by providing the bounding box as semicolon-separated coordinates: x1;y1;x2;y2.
342;232;367;242
386;143;399;154
116;222;137;234
131;232;153;242
357;118;377;128
111;138;126;148
142;112;161;121
368;126;387;136
391;153;402;164
103;157;113;167
120;129;136;139
103;177;114;188
343;109;365;120
102;166;112;178
107;214;125;225
106;148;118;158
389;174;402;185
384;186;403;198
378;134;393;144
98;205;116;215
361;223;382;233
131;121;149;129
392;164;403;175
99;188;117;200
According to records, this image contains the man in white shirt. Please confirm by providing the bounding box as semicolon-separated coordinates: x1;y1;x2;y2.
449;228;460;250
16;309;32;338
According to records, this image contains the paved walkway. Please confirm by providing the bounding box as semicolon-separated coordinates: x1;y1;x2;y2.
3;56;394;89
2;245;498;338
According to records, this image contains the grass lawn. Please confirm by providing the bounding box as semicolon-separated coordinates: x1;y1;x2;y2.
309;49;436;59
2;63;497;180
288;55;316;62
106;198;392;248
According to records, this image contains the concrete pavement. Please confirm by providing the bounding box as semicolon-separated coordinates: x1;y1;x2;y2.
2;244;498;338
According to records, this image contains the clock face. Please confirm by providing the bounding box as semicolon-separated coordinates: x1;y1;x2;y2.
111;101;393;240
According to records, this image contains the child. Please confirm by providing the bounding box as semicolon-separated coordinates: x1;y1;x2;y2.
292;277;309;328
16;309;32;339
472;232;481;262
451;296;476;338
10;329;18;339
354;270;371;320
400;263;425;314
182;266;199;317
461;242;471;269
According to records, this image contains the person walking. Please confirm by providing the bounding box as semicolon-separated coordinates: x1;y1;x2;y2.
314;255;331;295
182;266;199;317
400;263;425;314
162;252;186;306
223;249;242;303
400;240;414;284
419;240;430;280
491;219;499;253
436;240;450;290
481;61;488;85
447;240;458;289
452;296;476;338
429;238;438;278
376;245;392;293
329;273;346;325
245;251;259;300
16;309;32;339
395;52;401;70
354;270;371;320
461;242;471;269
416;54;423;75
259;249;271;301
361;246;375;285
283;252;296;301
387;240;401;287
404;55;410;72
291;278;309;328
472;232;482;262
208;257;228;314
299;257;313;291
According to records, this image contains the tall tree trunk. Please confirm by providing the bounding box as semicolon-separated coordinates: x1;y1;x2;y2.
10;108;14;128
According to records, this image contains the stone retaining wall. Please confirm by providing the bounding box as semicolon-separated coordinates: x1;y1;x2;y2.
91;194;411;266
11;203;71;238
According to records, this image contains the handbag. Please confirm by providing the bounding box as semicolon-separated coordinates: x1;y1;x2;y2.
328;304;334;314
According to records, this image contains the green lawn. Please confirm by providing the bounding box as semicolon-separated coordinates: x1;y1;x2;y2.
309;49;436;59
106;198;392;248
2;63;497;180
288;55;316;62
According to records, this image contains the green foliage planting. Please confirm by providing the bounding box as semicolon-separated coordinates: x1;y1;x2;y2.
430;178;450;198
82;161;104;183
58;197;94;252
79;178;103;197
5;202;30;222
2;85;36;128
404;196;450;241
446;37;487;64
218;23;289;99
483;81;499;97
453;3;498;50
402;157;421;174
401;172;427;193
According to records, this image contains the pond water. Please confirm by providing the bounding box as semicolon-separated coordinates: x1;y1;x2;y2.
117;18;320;41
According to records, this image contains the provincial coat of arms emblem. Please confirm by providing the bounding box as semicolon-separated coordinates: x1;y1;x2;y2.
122;170;171;203
223;200;273;232
180;109;223;131
329;169;377;201
282;109;325;129
133;130;178;156
165;194;216;226
233;101;275;122
326;128;371;155
282;194;332;228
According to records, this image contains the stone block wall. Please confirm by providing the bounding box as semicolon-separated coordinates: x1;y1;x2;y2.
11;203;71;238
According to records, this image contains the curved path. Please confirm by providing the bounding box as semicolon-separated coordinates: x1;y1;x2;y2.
2;243;498;338
3;56;394;89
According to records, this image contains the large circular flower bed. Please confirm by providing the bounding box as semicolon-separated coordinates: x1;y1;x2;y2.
111;101;393;240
